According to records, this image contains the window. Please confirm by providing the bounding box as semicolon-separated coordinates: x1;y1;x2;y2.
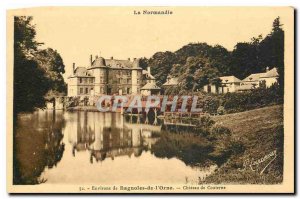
85;88;88;94
90;78;94;83
127;78;131;84
118;78;121;84
80;88;83;94
79;78;82;83
100;87;104;94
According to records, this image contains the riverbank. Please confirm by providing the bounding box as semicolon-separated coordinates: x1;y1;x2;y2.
203;105;284;184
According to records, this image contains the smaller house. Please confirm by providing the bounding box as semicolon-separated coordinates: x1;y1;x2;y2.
203;76;241;94
141;82;161;96
140;66;161;96
240;67;279;90
162;76;179;88
259;67;279;88
203;67;279;94
241;73;266;89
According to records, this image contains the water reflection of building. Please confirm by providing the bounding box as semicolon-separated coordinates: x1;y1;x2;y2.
68;112;95;154
66;112;160;163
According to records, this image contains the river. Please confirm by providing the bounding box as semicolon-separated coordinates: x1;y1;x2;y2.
13;110;217;185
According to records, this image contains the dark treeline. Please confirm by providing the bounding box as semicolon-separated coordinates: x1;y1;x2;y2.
14;16;66;114
140;17;284;93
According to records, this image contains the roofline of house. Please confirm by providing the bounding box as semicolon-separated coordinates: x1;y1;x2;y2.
88;66;143;70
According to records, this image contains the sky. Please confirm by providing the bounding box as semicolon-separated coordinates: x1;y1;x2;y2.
13;7;292;79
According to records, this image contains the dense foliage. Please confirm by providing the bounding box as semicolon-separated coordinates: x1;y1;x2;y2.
154;115;244;167
141;17;284;94
212;86;282;114
14;16;66;113
222;85;283;113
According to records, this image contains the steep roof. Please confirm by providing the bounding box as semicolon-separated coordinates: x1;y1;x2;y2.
260;68;278;78
220;76;241;83
243;73;266;82
68;67;94;78
90;57;142;70
91;57;106;67
163;77;179;86
105;59;133;68
141;82;161;90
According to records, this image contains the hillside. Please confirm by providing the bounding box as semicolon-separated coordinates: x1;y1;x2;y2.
204;105;284;184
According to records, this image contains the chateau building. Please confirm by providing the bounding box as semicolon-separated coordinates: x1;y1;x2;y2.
67;55;160;96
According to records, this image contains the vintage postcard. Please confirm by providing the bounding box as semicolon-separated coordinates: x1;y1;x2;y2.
7;7;294;193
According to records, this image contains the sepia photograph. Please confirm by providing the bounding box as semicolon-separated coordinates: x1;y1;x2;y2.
6;7;294;193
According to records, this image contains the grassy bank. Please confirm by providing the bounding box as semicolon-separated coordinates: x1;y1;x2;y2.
203;105;283;184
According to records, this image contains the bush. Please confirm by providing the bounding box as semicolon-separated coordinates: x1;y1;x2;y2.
210;125;231;139
189;115;215;136
217;106;225;115
203;97;220;115
228;140;245;155
222;86;282;113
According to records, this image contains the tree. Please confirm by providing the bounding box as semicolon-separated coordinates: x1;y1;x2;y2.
138;57;148;70
14;16;50;113
259;17;284;94
143;18;284;96
14;16;66;113
35;48;67;97
229;17;284;90
147;43;229;89
230;35;264;80
148;51;178;86
179;55;219;92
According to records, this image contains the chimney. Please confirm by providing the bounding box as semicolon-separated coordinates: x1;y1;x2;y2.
95;55;98;59
73;63;75;74
111;56;113;60
266;66;270;72
147;66;151;74
90;55;93;66
128;58;130;61
133;58;136;61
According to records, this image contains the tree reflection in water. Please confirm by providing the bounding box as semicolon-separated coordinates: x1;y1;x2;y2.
13;110;65;184
13;111;233;185
151;131;214;167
